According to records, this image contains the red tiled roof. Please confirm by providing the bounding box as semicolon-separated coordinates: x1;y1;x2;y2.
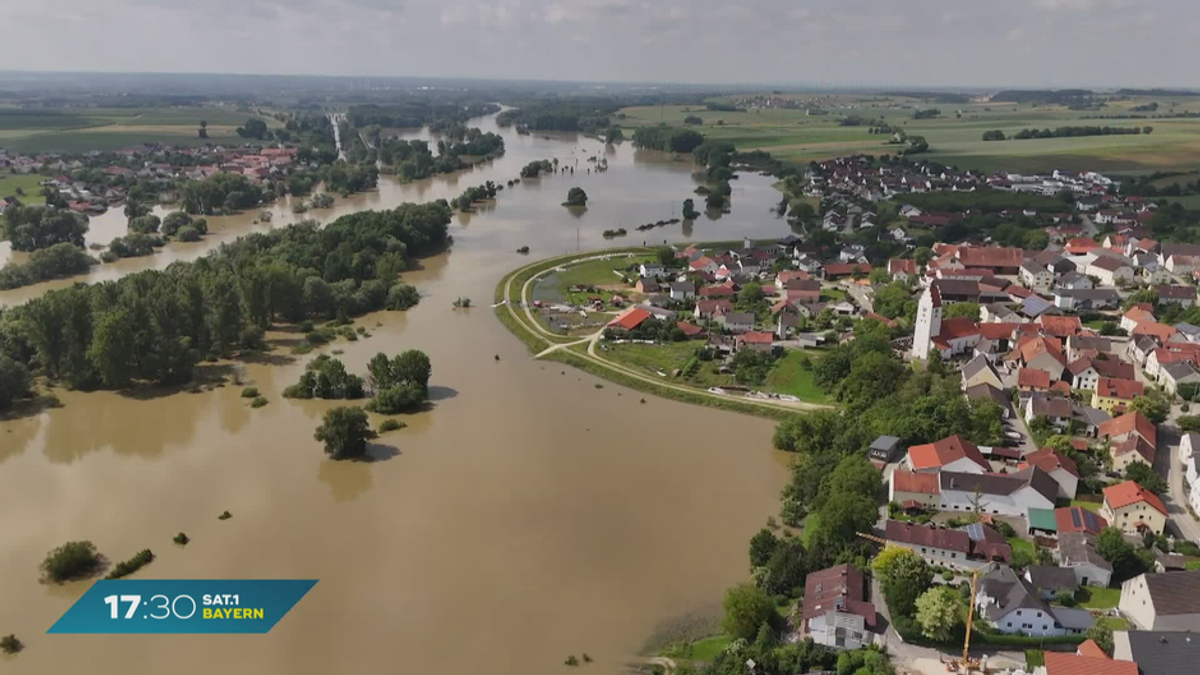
889;258;917;275
1039;315;1083;338
885;521;969;553
1017;336;1065;366
891;470;940;495
1006;285;1034;299
1018;368;1051;389
1132;321;1178;342
958;246;1024;268
1111;436;1156;466
1099;411;1157;446
824;262;872;276
1095;377;1144;400
1076;640;1109;660
1055;506;1108;535
907;435;989;472
1044;652;1136;675
979;323;1021;340
801;564;876;628
739;331;775;345
699;285;736;297
1023;447;1080;478
608;308;652;331
1050;380;1073;395
676;321;704;337
938;317;980;340
1103;480;1167;515
1066;237;1100;254
696;299;733;315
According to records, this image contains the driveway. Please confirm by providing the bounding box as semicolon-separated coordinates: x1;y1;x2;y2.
1160;423;1200;543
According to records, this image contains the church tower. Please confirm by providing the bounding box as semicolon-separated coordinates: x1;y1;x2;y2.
911;284;942;360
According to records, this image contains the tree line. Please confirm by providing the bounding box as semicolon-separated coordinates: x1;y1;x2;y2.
631;126;706;153
983;125;1152;141
0;202;450;397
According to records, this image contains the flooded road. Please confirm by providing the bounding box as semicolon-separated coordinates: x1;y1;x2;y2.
0;113;793;674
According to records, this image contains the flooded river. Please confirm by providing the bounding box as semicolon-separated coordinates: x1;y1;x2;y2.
0;113;793;674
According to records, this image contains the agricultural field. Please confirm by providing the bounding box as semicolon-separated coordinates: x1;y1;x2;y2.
618;93;1200;174
0;173;47;205
0;106;283;153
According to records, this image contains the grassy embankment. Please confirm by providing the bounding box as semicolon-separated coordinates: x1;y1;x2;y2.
0;106;285;154
618;94;1200;174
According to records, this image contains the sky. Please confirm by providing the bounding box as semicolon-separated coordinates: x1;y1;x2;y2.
1;0;1193;88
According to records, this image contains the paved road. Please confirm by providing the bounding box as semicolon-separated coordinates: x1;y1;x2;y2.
843;282;874;314
328;113;347;161
1160;423;1200;543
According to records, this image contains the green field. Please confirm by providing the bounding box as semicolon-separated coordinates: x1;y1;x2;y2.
0;106;282;153
765;350;830;404
618;94;1200;174
0;173;47;205
1007;537;1035;558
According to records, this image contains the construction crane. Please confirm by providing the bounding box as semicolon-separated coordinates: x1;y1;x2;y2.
856;533;993;674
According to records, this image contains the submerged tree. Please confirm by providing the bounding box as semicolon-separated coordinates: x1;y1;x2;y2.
314;406;376;460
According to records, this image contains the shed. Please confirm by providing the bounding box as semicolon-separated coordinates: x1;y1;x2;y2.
869;435;903;464
1027;508;1058;535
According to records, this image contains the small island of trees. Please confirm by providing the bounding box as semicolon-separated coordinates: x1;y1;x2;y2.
40;540;102;583
562;187;588;208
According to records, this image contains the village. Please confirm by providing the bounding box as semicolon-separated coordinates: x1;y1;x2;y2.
512;157;1200;675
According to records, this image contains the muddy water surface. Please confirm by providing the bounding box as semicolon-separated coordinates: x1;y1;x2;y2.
0;113;794;674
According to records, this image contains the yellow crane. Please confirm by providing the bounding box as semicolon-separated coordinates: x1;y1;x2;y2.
857;532;993;674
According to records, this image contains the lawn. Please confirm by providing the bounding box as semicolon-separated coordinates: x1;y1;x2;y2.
605;341;700;376
1094;615;1130;630
0;173;47;205
1007;537;1035;558
1077;586;1121;610
687;635;731;663
766;350;831;404
822;288;845;301
549;255;652;292
1069;499;1102;513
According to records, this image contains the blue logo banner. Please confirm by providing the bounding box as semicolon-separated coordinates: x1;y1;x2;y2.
47;579;317;634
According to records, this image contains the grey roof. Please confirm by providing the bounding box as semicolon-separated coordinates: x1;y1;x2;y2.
870;436;901;452
962;354;999;382
1021;260;1048;275
1049;606;1094;630
984;303;1017;318
1022;295;1054;317
722;311;755;324
670;281;695;293
1162;360;1199;381
1141;570;1200;615
1029;394;1073;419
966;383;1012;411
1068;335;1114;353
1059;271;1090;286
1073;404;1112;429
1058;532;1113;571
1173;322;1200;338
979;568;1049;621
1053;288;1120;301
933;279;981;298
1117;630;1200;675
1026;566;1079;592
939;466;1057;504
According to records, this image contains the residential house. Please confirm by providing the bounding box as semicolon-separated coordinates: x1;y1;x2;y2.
1052;288;1121;311
694;299;733;320
966;383;1014;419
1018;368;1052;392
1092;377;1145;413
1160;243;1200;274
1066;335;1120;363
1068;358;1102;390
714;310;754;333
889;470;942;510
1121;306;1157;332
888;258;917;281
1025;566;1081;599
882;521;1010;571
962;355;1004;390
1102;480;1168;536
1172;322;1200;344
1024;394;1074;429
981;304;1022;324
903;435;990;474
1158;285;1198;308
938;467;1058;518
1160;361;1200;396
1119;570;1200;631
1073;405;1111;438
976;567;1093;636
1088;256;1135;286
639;262;665;278
635;277;661;295
1058;271;1094;290
1021;447;1080;499
606;308;652;334
1057;532;1114;588
736;331;775;352
1009;336;1067;381
957;246;1025;274
1020;261;1053;291
800;564;878;650
932;279;982;304
669;281;695;301
1113;630;1200;675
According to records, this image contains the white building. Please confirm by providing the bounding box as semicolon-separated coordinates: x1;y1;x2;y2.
1119;570;1200;631
911;284;942;360
937;468;1057;518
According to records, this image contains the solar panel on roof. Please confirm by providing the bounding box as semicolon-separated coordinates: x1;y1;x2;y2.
963;522;984;541
1071;509;1082;528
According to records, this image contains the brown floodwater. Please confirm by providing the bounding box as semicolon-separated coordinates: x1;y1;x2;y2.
0;113;794;674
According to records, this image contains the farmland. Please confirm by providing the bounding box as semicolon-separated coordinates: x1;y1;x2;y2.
0;173;47;205
0;106;282;153
618;93;1200;174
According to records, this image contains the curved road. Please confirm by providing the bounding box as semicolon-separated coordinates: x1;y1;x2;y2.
500;254;830;414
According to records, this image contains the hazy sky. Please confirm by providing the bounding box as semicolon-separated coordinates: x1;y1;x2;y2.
2;0;1191;87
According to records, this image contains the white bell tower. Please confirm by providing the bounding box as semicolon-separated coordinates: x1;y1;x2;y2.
911;285;942;360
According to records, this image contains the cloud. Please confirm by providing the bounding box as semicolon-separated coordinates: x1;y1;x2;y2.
1031;0;1096;10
